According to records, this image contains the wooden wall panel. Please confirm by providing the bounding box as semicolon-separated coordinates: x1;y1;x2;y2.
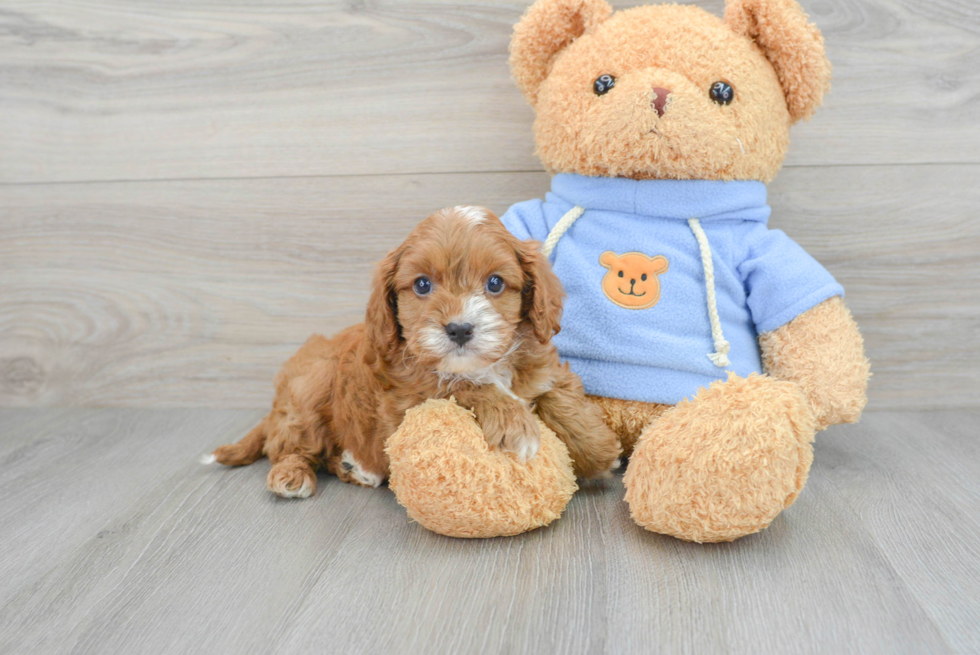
1;0;978;184
1;165;976;409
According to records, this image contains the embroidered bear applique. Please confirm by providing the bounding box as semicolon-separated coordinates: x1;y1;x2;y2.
599;251;669;310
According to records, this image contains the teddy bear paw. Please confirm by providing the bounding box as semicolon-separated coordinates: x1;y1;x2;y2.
385;399;578;538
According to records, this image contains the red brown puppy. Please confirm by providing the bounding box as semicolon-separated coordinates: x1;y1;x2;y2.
206;206;621;498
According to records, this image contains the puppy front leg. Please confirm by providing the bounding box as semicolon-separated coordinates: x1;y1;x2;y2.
535;365;623;478
459;390;541;462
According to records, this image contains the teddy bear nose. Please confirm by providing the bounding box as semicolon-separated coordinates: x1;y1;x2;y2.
445;322;474;346
651;87;671;117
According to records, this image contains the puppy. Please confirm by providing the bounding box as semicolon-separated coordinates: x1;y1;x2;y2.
207;206;621;498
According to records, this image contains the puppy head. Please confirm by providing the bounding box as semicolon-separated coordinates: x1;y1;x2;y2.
366;206;564;374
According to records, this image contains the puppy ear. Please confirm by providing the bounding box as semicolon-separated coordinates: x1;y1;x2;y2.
365;247;402;358
724;0;832;123
510;0;613;105
518;241;565;343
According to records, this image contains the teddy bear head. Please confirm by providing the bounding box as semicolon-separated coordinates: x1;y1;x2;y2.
509;0;831;183
599;251;669;309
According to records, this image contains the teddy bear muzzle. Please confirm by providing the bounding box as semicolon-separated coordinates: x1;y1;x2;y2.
651;86;670;117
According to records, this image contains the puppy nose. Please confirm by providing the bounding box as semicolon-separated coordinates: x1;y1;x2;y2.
651;87;671;117
445;322;474;346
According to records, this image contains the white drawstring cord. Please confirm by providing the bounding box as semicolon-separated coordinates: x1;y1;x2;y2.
541;206;585;257
687;218;731;368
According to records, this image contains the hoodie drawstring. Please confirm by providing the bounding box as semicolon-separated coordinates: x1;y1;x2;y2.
541;206;732;369
687;218;731;368
541;205;585;258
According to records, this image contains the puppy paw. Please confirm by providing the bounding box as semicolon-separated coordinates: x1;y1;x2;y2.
337;450;385;488
267;457;317;499
479;404;542;462
596;457;623;479
501;423;541;462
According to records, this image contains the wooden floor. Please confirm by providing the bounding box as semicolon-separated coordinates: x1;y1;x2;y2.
0;408;977;654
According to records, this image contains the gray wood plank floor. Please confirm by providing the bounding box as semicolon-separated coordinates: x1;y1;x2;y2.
1;409;976;654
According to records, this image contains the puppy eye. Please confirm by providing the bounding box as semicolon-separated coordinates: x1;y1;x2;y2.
710;81;735;105
413;276;432;296
617;271;624;278
641;273;648;281
485;274;504;295
593;74;616;96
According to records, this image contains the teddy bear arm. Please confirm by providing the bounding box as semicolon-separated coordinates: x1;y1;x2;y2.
758;296;870;431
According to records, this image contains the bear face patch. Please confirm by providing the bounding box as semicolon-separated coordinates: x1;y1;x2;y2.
599;251;669;310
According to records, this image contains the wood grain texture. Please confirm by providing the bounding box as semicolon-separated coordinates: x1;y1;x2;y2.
2;165;977;410
1;0;978;184
0;408;263;608
1;408;977;653
819;411;980;653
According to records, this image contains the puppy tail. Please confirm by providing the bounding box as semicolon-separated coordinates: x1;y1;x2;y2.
211;417;268;466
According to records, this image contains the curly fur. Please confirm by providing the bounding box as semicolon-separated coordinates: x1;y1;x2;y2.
760;296;870;430
210;207;620;499
587;394;670;456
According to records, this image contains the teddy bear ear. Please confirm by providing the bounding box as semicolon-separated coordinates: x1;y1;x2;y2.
510;0;613;105
598;251;617;268
724;0;832;123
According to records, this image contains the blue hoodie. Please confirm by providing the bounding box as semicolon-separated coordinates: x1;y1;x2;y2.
501;174;843;405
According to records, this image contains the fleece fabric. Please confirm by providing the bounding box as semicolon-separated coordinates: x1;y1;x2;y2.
501;174;844;404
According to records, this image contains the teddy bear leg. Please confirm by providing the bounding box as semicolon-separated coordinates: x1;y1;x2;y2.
623;373;815;543
587;394;672;457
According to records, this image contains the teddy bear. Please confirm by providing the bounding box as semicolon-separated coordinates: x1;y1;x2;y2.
388;0;869;543
496;0;871;542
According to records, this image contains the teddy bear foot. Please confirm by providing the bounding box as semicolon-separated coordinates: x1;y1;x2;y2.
386;398;578;538
623;373;816;543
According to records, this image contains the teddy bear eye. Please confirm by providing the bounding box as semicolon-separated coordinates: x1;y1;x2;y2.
617;270;624;278
641;273;648;281
710;81;735;105
593;74;616;96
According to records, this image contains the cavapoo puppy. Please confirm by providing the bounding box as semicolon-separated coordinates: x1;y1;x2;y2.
206;206;621;498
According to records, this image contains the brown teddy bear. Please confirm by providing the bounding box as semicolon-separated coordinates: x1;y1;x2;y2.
389;0;869;542
500;0;870;542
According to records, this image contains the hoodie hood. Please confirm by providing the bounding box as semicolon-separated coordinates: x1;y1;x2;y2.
551;174;771;224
